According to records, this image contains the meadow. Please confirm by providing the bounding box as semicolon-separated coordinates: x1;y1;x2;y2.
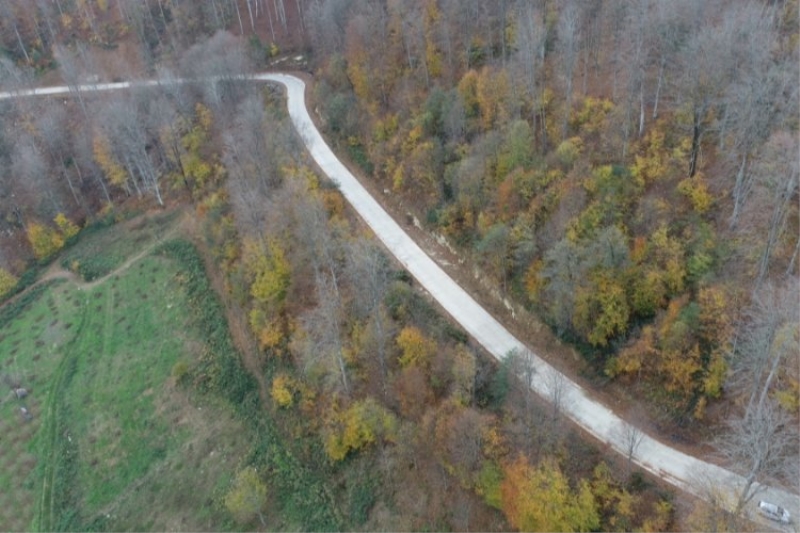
0;213;253;531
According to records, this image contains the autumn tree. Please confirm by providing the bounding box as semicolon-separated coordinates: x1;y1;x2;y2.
345;239;393;392
26;221;64;260
0;267;17;299
324;398;397;461
224;467;268;527
396;326;437;369
500;454;599;532
244;237;291;350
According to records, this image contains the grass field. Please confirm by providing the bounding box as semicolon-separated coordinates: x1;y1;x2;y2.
0;214;254;532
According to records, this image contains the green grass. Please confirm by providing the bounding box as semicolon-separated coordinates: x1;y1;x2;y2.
0;222;252;532
59;210;180;281
1;216;342;532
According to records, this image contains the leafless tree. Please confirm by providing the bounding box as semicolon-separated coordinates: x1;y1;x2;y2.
95;92;164;205
346;239;392;392
509;2;545;144
305;0;352;57
729;280;799;417
615;421;644;476
54;43;96;117
0;0;30;64
505;347;539;450
11;134;61;218
739;132;800;286
224;95;292;235
717;399;798;512
35;102;88;215
721;279;800;511
556;1;581;141
544;365;569;424
179;31;250;113
295;272;350;394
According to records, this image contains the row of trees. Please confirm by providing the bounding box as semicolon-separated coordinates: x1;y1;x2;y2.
0;0;303;67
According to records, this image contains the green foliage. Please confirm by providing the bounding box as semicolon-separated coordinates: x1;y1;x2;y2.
476;460;504;509
346;470;378;525
0;267;18;299
324;398;397;461
224;467;268;526
157;239;258;405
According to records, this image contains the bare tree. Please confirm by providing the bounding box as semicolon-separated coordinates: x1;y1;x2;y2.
741;132;800;286
556;1;581;141
305;0;352;56
53;43;96;117
544;365;569;424
179;31;250;113
509;2;546;145
615;421;644;476
721;280;800;511
35;101;88;215
345;239;392;393
295;272;350;394
717;399;798;512
0;0;30;64
95;92;164;205
11;134;61;218
505;347;538;450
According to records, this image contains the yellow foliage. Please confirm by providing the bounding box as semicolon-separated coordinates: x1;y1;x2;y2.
54;213;80;239
93;135;127;187
477;67;511;131
677;176;713;213
224;467;267;525
392;163;405;191
27;222;65;260
501;455;599;532
324;399;398;461
573;275;630;347
631;127;670;185
396;326;437;368
523;260;544;304
271;373;296;407
424;0;442;78
775;378;800;413
256;315;285;349
457;70;480;118
247;239;291;308
0;267;18;299
555;136;583;167
611;325;657;378
697;286;732;347
571;97;613;135
195;103;213;132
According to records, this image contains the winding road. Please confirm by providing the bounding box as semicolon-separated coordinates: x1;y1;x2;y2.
1;73;797;529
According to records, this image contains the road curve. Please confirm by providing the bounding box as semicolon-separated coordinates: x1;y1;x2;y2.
2;73;797;527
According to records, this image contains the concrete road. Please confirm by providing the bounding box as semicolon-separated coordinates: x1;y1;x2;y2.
2;73;797;530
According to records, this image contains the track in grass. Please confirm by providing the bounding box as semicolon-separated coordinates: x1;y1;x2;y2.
0;217;252;532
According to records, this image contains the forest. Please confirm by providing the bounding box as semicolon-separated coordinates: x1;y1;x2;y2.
0;0;798;531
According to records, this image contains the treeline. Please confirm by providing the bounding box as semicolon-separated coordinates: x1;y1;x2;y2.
0;0;303;69
305;0;800;427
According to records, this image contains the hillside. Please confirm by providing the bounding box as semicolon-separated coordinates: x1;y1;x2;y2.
0;1;798;532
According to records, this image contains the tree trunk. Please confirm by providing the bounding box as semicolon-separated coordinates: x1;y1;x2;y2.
688;107;701;177
652;57;665;119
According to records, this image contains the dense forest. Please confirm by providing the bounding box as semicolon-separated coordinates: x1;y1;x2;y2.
0;0;798;531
